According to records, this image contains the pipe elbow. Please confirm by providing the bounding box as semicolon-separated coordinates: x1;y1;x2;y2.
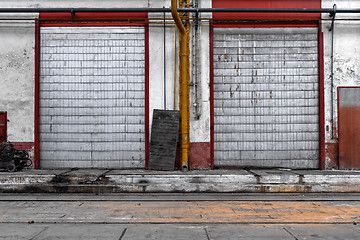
171;0;186;34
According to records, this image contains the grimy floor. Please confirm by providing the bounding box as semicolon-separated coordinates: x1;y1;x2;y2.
1;193;360;239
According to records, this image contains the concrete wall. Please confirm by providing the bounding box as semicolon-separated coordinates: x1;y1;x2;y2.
189;0;211;143
0;16;36;142
1;0;360;169
322;0;360;168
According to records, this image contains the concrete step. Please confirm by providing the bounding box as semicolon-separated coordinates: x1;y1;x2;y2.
1;169;360;193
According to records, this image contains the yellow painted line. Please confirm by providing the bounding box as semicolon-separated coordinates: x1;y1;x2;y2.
1;201;360;224
81;201;360;223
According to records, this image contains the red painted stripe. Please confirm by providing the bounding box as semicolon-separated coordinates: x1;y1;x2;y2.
209;20;215;170
319;23;325;170
39;12;148;27
40;22;146;27
12;142;34;152
213;21;318;28
34;20;40;169
40;12;147;20
145;23;150;169
190;142;211;170
212;0;321;20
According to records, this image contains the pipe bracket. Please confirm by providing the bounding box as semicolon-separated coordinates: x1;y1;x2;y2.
195;8;199;30
330;4;337;32
71;9;75;22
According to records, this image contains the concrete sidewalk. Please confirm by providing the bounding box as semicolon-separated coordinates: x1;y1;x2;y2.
2;193;360;239
1;168;360;193
2;197;360;224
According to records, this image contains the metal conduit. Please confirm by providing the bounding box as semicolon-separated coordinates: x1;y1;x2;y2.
0;8;360;13
330;4;337;139
181;8;360;13
163;8;167;111
171;0;190;170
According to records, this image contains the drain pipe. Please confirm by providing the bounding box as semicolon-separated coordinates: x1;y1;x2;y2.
329;4;337;139
163;7;167;110
171;0;190;170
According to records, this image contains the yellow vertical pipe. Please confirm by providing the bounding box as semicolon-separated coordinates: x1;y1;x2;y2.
171;0;190;170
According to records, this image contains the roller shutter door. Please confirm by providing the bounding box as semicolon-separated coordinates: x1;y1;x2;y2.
39;27;146;169
213;28;319;169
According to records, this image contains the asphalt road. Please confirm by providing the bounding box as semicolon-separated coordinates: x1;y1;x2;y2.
1;193;360;239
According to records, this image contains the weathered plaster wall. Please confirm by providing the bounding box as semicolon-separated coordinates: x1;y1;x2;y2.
322;0;360;168
189;0;211;143
0;19;36;142
148;0;212;144
148;0;176;129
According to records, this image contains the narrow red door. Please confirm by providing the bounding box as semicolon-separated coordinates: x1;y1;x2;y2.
339;87;360;169
0;112;7;142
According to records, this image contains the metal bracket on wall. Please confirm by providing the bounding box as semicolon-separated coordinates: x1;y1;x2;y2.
329;4;337;32
195;8;199;30
71;9;75;22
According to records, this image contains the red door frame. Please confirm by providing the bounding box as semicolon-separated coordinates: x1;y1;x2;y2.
0;111;7;143
34;14;150;169
210;20;325;169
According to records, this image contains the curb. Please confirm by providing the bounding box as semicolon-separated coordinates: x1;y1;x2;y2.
1;169;360;193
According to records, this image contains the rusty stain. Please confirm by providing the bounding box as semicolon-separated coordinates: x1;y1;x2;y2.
255;185;312;193
299;175;304;184
255;186;270;192
255;175;260;184
218;55;221;61
229;86;234;99
270;91;273;99
237;68;241;76
44;200;360;223
325;142;339;169
332;119;338;139
236;84;239;91
339;106;360;169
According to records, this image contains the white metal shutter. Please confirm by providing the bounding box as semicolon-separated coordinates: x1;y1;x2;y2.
39;27;146;169
213;28;319;169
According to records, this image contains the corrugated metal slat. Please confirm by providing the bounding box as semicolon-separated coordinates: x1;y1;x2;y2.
39;27;146;169
213;28;319;169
